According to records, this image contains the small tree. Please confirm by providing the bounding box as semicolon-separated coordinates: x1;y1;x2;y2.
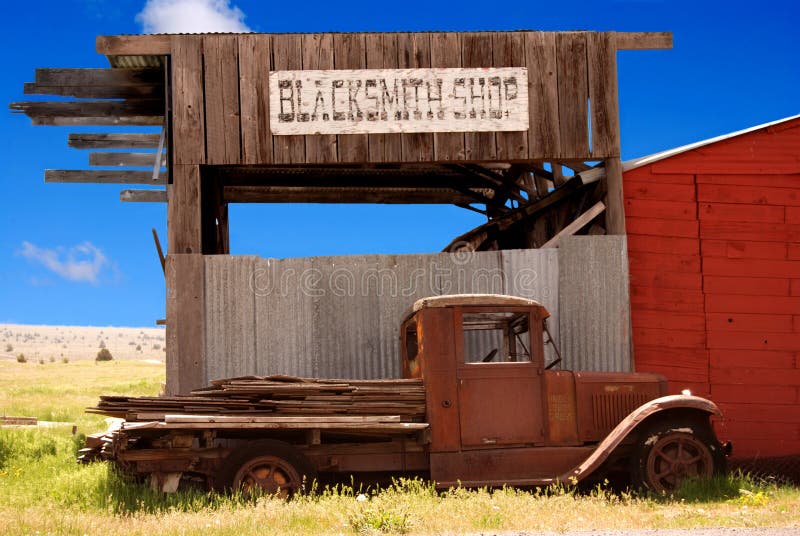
99;340;106;349
96;348;113;362
135;344;142;352
16;353;26;363
5;343;12;352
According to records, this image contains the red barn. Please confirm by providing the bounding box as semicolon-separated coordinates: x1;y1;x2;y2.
623;114;800;462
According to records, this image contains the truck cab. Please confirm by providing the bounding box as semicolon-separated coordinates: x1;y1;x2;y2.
401;294;726;491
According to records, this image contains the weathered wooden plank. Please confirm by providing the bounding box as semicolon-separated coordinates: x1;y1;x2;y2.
34;68;163;86
11;100;162;119
587;32;619;158
462;32;497;161
45;169;165;184
96;35;172;56
164;414;402;423
171;35;205;165
130;421;428;431
120;189;167;202
302;33;337;163
168;164;202;254
30;116;162;127
69;133;161;149
333;33;369;163
429;32;463;161
166;254;206;395
541;201;606;248
395;33;435;162
366;33;401;162
556;32;589;158
525;32;560;159
224;185;477;204
605;158;626;234
271;34;305;164
615;32;673;50
89;152;166;167
492;32;528;160
24;82;163;99
238;34;271;165
203;35;241;165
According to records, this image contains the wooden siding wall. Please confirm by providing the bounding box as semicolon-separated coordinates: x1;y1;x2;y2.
170;31;620;167
624;117;800;459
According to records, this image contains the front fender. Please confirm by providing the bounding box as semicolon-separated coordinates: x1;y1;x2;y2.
560;395;722;483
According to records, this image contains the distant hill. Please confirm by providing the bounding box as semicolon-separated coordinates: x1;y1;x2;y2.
0;324;166;363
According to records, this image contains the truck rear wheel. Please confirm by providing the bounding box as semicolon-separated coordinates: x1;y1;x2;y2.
216;439;316;497
631;420;725;494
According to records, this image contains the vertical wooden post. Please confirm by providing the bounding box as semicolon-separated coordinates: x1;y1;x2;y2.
166;254;206;394
168;164;203;254
167;34;208;394
604;158;626;234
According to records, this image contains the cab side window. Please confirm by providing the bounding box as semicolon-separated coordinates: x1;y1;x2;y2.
462;311;531;363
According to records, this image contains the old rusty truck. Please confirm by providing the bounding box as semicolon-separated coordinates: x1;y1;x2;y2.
85;294;728;495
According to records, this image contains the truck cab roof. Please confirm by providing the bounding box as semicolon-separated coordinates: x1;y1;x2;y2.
402;294;551;324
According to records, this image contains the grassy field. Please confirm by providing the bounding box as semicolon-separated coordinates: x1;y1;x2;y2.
1;359;798;535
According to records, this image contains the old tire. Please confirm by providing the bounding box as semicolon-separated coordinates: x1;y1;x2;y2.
631;420;725;494
216;439;316;497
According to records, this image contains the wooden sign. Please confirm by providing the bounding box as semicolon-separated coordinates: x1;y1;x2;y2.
269;67;528;135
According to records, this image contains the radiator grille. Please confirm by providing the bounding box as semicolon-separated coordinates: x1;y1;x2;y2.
592;392;649;433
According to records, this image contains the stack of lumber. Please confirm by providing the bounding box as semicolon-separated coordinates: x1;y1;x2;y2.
87;375;426;422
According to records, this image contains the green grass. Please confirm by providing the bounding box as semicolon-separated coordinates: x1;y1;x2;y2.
0;359;798;535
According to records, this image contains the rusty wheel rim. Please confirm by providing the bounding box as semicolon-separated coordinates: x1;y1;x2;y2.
646;432;713;493
233;455;302;498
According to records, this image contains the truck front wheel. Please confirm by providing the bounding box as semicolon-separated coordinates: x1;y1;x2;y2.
215;439;316;497
631;420;725;494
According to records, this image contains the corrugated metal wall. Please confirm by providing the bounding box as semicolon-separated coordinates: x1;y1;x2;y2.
558;236;631;372
203;236;630;383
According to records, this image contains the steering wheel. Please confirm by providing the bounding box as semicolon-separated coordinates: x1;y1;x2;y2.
545;357;562;370
481;349;499;363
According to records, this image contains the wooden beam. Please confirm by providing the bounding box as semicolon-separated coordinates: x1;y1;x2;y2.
615;32;672;50
541;201;606;248
604;158;626;234
168;164;202;254
577;166;606;185
34;68;163;86
46;170;165;185
24;83;163;99
11;100;162;116
69;133;162;149
32;115;163;127
90;152;166;167
223;186;479;204
120;190;167;202
165;254;205;395
96;35;172;56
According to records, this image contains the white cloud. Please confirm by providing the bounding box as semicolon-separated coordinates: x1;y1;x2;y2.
136;0;251;34
19;242;110;284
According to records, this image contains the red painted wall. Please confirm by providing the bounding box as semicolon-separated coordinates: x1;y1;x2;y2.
624;117;800;459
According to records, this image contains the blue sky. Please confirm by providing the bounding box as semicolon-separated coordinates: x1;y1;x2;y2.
1;0;797;326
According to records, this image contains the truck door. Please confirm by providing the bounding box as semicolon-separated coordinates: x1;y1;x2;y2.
456;307;545;448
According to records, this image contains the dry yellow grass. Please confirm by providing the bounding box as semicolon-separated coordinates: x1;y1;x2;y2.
0;352;798;535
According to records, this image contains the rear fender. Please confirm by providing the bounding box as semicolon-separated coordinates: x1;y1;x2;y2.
561;395;721;483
